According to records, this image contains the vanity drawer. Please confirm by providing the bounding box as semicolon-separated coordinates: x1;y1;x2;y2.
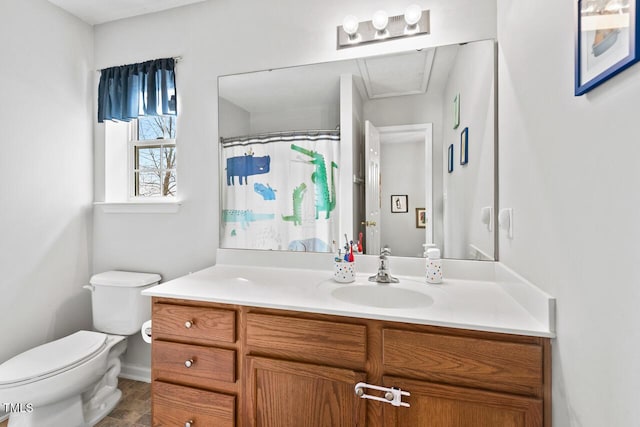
153;340;236;384
247;313;367;369
153;381;235;427
153;303;236;344
382;329;544;396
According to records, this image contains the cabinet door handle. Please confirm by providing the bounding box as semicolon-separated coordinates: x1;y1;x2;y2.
185;420;194;427
354;382;410;408
185;320;195;328
184;359;194;368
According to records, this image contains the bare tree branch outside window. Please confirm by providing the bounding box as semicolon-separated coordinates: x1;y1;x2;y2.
135;116;176;197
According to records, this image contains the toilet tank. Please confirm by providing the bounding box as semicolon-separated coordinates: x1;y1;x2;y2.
88;271;161;335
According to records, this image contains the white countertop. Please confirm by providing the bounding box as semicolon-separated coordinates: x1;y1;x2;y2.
142;250;555;338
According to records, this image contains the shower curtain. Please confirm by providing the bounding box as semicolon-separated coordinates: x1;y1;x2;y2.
220;130;340;253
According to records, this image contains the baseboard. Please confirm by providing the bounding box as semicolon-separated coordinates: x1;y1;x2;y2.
119;363;151;383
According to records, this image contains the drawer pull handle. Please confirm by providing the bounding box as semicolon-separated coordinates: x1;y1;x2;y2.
185;359;194;368
185;320;195;329
185;421;194;427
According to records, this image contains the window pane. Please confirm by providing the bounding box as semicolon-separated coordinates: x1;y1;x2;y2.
136;171;162;196
160;170;177;196
138;116;176;140
162;145;177;169
136;146;162;170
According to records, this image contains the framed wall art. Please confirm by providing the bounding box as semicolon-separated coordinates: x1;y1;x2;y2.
453;93;460;128
391;195;408;213
460;127;469;165
416;208;426;228
576;0;640;95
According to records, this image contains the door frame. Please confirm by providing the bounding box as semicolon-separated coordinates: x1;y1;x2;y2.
376;123;433;246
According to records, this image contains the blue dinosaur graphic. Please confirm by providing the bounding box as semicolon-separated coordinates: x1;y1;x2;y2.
254;183;276;200
226;154;270;185
222;209;275;229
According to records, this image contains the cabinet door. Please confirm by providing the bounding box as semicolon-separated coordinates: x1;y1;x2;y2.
382;376;542;427
246;357;366;427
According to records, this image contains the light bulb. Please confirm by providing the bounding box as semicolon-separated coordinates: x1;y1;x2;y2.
404;4;422;26
372;10;389;31
342;15;359;36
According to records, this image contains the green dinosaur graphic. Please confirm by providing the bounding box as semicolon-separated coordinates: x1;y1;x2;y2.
290;144;338;219
222;209;275;230
282;183;307;226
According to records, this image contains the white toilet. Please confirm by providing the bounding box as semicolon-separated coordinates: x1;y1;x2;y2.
0;271;160;427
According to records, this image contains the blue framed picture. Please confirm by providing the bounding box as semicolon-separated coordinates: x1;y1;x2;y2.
460;127;468;165
448;144;454;173
575;0;639;95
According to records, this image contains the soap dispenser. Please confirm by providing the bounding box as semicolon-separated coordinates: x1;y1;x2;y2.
426;248;443;284
422;243;437;258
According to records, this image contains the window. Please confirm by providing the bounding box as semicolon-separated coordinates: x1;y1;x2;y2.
130;116;177;198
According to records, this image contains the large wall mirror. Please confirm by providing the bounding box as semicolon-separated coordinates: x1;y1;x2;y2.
218;39;496;260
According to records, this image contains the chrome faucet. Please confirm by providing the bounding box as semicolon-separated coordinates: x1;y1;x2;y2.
369;247;399;283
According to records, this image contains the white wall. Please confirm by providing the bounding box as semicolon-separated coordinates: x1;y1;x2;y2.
93;0;496;374
380;140;426;257
338;73;366;246
0;0;94;363
249;105;340;134
498;1;640;425
218;97;250;139
442;40;495;259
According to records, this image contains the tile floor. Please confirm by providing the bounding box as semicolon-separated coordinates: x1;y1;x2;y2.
0;378;150;427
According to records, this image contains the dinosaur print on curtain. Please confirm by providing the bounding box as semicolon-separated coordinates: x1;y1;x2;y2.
220;130;340;252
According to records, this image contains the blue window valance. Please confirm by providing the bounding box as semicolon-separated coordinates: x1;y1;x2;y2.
97;57;177;123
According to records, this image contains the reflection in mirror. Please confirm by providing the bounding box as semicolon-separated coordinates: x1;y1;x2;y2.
218;39;496;260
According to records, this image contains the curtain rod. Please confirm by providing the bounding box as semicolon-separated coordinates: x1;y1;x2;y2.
95;56;182;72
220;129;340;144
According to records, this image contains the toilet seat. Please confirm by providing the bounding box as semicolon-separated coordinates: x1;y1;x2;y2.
0;331;107;387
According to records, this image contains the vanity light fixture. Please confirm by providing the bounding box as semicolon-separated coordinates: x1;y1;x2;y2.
342;15;361;43
404;4;422;34
337;5;430;49
372;10;390;39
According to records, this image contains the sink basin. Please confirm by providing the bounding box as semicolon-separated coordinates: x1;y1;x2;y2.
330;284;434;309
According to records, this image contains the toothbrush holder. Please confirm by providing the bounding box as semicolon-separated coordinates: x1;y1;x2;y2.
334;260;356;283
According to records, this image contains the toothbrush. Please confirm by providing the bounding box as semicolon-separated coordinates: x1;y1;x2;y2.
357;233;363;253
348;241;354;262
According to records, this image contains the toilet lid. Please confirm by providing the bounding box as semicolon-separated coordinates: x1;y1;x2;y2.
0;331;107;386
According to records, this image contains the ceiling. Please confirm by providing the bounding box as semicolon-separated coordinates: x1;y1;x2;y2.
47;0;207;25
219;45;459;115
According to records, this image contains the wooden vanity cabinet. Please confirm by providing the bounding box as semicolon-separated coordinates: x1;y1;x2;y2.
151;299;240;426
151;297;551;427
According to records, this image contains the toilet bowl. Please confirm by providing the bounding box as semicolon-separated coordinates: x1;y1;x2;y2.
0;271;160;427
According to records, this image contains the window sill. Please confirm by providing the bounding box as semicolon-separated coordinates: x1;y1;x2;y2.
94;201;182;214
